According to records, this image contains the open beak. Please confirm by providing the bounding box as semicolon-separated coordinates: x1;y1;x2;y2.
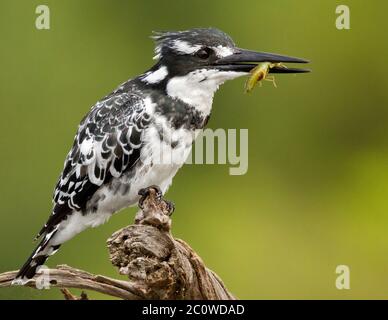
214;48;310;73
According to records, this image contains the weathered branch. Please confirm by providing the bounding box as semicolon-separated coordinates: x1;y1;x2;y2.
0;187;235;300
0;265;144;300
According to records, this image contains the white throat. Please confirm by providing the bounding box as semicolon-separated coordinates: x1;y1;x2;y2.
166;69;244;114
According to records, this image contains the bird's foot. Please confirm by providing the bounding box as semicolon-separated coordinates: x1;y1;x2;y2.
138;185;163;209
165;200;175;216
136;185;174;230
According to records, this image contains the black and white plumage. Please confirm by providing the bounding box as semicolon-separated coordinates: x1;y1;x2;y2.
13;28;309;283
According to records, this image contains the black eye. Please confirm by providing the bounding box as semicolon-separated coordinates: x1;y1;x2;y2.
196;48;212;59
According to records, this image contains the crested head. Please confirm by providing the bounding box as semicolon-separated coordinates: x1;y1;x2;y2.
140;28;245;112
151;28;236;61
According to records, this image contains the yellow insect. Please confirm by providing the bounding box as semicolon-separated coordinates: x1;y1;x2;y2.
244;62;286;93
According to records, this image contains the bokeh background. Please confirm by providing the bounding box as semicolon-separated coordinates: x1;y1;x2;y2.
1;0;388;299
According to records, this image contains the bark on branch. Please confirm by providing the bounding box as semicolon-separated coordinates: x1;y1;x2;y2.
0;187;235;300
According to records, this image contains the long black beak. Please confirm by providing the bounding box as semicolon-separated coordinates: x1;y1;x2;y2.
214;48;310;73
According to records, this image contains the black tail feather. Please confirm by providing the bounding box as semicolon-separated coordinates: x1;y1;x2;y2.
17;253;48;280
13;230;60;284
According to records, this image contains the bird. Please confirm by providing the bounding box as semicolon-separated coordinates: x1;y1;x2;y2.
13;27;309;284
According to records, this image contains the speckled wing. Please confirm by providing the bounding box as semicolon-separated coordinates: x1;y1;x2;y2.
37;91;151;238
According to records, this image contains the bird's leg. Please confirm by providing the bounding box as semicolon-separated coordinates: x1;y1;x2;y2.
138;185;174;215
138;185;163;209
138;185;162;209
136;185;175;230
164;200;175;216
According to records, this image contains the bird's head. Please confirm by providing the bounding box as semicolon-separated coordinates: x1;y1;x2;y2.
140;28;309;111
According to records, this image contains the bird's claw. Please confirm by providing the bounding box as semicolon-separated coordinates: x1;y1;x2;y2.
165;200;175;216
138;185;163;209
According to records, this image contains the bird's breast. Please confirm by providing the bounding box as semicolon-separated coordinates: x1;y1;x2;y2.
85;119;197;216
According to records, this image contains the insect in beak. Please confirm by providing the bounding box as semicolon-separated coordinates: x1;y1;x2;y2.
214;48;310;73
214;48;310;92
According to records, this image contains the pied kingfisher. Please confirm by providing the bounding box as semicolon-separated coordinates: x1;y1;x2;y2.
13;28;309;283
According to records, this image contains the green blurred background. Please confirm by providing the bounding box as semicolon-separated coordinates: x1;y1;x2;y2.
1;0;388;299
